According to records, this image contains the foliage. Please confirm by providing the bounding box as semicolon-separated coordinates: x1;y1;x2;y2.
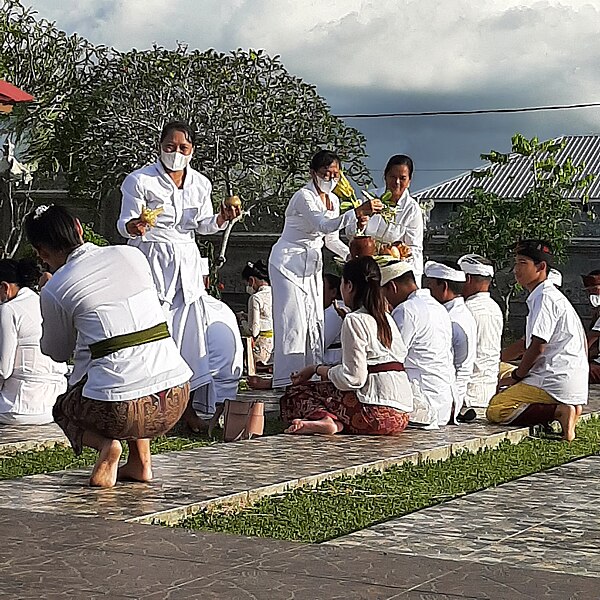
81;223;110;246
56;45;372;230
176;416;600;543
448;133;596;320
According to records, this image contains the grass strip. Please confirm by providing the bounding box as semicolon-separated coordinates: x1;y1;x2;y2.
0;416;286;481
176;416;600;543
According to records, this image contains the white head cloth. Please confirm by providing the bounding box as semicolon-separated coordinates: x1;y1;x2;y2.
548;268;562;287
424;261;466;282
379;261;414;287
457;254;494;278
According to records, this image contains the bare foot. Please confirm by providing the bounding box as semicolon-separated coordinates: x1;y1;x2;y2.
284;417;342;435
89;440;122;488
556;404;577;442
118;462;153;483
247;375;272;390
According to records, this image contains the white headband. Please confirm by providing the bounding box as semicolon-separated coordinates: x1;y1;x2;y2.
457;254;494;278
379;261;414;287
424;261;466;282
548;268;562;287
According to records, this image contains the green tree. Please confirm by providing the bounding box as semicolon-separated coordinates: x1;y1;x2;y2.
448;133;595;321
0;0;104;257
56;45;371;230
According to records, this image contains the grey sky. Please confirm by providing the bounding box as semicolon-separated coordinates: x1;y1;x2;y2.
24;0;600;190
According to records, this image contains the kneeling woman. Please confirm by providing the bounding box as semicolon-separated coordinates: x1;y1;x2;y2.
281;256;413;435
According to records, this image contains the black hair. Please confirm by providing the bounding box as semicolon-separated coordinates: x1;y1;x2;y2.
0;258;41;289
242;259;270;283
310;150;341;172
431;277;465;296
342;256;393;349
160;120;196;146
24;205;82;254
384;154;414;179
323;273;341;294
515;239;553;273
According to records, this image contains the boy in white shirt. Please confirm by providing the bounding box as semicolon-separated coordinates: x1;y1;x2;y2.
380;260;456;426
487;240;588;441
458;254;504;414
425;261;477;423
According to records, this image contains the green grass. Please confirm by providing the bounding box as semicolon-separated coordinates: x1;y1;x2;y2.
0;415;286;481
176;416;600;543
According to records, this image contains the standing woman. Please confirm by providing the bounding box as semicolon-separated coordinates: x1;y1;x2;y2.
0;259;67;425
117;121;240;427
280;256;413;436
268;150;381;388
348;154;424;283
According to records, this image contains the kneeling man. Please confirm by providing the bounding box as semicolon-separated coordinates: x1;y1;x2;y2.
25;205;192;487
487;240;588;441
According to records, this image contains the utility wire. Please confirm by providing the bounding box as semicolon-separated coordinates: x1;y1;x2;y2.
338;101;600;119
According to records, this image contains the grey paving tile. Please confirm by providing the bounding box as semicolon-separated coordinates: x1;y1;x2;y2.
0;422;67;454
251;543;461;590
142;568;404;600
413;561;600;599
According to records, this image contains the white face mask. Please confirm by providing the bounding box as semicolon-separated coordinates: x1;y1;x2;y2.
590;294;600;308
245;285;255;295
161;150;192;171
315;176;339;194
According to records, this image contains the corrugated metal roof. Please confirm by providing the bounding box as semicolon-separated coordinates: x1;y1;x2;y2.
414;135;600;203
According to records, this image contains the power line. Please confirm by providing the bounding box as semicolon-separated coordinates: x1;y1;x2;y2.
338;101;600;119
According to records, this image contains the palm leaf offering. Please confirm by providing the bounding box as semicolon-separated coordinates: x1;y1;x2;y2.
140;206;164;227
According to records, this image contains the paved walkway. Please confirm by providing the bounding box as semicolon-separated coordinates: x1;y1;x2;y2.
0;390;599;598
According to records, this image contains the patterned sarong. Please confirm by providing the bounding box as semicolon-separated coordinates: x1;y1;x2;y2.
53;380;189;455
280;381;409;435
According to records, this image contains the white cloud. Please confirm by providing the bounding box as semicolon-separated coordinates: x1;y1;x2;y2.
24;0;600;103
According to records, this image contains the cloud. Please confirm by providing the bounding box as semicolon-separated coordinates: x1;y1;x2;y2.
22;0;600;188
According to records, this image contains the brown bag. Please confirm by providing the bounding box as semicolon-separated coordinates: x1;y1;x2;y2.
223;400;264;442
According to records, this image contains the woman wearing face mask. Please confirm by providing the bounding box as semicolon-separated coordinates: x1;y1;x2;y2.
268;149;381;388
346;154;424;284
241;260;273;368
0;258;68;425
117;121;240;430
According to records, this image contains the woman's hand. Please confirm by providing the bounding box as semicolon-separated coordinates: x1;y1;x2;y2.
291;365;317;386
126;218;149;237
355;198;383;218
38;272;52;289
496;375;515;393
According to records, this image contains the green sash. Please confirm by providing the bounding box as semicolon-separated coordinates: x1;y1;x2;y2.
89;322;170;360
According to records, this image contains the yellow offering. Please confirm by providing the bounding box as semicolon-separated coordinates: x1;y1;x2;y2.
140;206;164;227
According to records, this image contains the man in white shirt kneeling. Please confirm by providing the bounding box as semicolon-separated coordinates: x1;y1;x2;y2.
380;260;456;427
457;254;504;416
487;240;588;441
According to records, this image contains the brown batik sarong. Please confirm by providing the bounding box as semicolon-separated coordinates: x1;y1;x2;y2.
280;381;409;435
53;380;190;455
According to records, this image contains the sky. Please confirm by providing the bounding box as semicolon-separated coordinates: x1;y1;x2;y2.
24;0;600;190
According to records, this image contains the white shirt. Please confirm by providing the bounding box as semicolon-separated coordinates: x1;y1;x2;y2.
323;303;344;365
465;292;503;407
248;285;273;337
40;243;192;402
328;309;413;413
346;188;424;277
444;297;477;411
117;161;225;306
523;280;588;405
269;182;353;285
0;287;67;420
391;289;456;425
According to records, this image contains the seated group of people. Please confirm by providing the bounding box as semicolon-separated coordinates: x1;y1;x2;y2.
281;240;590;443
